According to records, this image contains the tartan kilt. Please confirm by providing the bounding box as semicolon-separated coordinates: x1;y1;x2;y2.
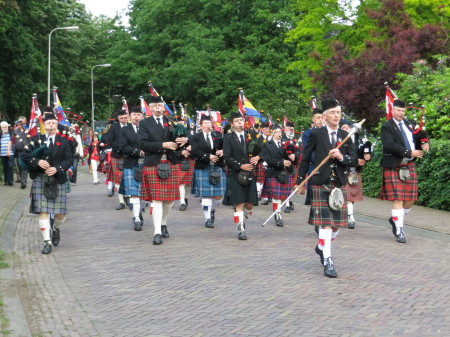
291;163;299;187
379;163;418;201
97;160;106;173
191;166;226;197
261;177;292;200
106;157;123;185
309;184;348;228
255;162;266;184
223;174;258;206
346;171;363;202
29;175;67;215
140;161;180;201
178;159;195;185
122;167;141;196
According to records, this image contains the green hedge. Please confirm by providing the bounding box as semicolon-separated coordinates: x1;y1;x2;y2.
362;138;450;211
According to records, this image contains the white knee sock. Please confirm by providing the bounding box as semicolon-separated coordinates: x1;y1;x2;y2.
234;211;244;229
392;209;404;234
202;198;212;220
117;191;124;204
347;202;354;221
108;181;114;190
332;229;339;241
319;228;332;261
130;197;141;219
152;201;163;235
404;208;411;216
256;182;263;197
39;219;51;242
162;201;173;226
54;217;65;229
179;185;186;205
272;199;282;213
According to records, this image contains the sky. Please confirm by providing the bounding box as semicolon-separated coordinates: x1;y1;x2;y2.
78;0;130;18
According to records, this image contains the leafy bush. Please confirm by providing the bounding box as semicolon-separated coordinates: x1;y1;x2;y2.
362;138;450;211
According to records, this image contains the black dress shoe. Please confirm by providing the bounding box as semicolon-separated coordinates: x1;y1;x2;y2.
210;209;215;223
347;219;356;229
20;183;27;189
42;242;52;254
161;225;170;238
283;206;291;213
324;257;337;278
108;190;114;197
396;230;406;243
116;203;125;210
205;219;214;228
124;196;130;207
153;234;162;245
389;217;397;236
179;203;187;211
52;228;60;246
134;219;143;231
275;214;284;227
238;223;247;240
289;201;294;211
315;245;324;265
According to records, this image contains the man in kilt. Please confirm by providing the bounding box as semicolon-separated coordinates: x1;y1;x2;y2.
296;99;357;278
340;119;372;229
106;110;129;209
223;112;259;240
119;107;145;231
175;116;194;211
379;99;429;243
190;115;226;228
138;95;186;245
258;123;271;205
21;114;73;254
259;125;297;227
282;121;300;213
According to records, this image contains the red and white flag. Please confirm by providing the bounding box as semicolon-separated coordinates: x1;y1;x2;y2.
385;84;398;120
29;95;43;137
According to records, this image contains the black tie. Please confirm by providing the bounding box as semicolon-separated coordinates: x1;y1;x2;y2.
331;131;336;147
48;137;54;151
398;122;411;150
240;134;245;147
156;117;163;129
278;141;281;148
206;133;212;149
136;125;139;133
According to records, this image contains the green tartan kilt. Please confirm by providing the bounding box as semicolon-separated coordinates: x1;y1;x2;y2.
309;184;347;228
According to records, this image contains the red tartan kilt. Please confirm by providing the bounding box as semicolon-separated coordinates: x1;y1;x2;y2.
346;171;363;202
290;163;299;187
255;162;266;183
379;163;418;201
140;161;180;201
261;177;293;200
178;159;195;185
106;157;123;185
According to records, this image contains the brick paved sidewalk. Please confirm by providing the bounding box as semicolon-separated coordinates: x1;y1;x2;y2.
2;169;450;336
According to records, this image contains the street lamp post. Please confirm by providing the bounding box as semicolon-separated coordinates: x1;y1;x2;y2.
47;26;80;106
91;64;112;130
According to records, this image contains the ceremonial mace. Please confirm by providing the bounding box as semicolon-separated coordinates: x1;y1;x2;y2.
262;119;366;227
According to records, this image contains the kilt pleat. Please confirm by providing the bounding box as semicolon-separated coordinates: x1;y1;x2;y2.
309;184;348;228
29;175;67;215
379;163;418;201
190;166;226;197
106;157;123;185
346;172;363;202
141;161;180;201
123;167;141;196
261;177;292;200
178;159;195;185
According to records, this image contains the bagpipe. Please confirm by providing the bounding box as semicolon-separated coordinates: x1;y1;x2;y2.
19;138;49;172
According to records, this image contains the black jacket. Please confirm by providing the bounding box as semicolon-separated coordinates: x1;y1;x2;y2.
190;131;224;169
138;115;178;166
223;131;250;176
21;134;73;184
297;127;357;187
259;139;296;178
380;118;426;168
119;124;142;169
107;122;128;158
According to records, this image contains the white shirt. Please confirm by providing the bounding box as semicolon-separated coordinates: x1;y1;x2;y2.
46;135;55;147
325;125;339;145
394;119;415;150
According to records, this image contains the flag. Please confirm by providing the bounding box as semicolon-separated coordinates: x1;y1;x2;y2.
148;81;174;116
140;96;151;117
29;95;44;137
311;96;318;110
385;83;398;120
238;89;262;128
283;115;288;130
197;110;222;132
52;89;71;126
121;97;129;115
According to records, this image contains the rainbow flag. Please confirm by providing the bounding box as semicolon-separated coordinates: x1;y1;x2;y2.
148;81;174;116
238;89;261;124
53;89;70;126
